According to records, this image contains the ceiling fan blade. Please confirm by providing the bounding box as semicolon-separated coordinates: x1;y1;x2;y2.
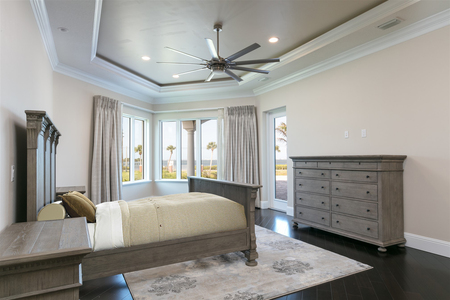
226;43;260;62
205;39;219;60
232;58;280;65
175;67;208;76
224;69;243;82
165;47;208;62
228;66;269;74
205;71;215;82
157;62;207;65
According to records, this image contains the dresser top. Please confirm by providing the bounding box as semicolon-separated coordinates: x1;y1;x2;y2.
0;218;91;267
290;155;407;161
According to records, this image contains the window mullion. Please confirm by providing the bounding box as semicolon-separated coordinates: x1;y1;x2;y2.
196;119;201;178
130;117;135;182
178;121;183;180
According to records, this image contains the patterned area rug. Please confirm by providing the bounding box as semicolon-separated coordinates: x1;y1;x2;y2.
124;226;371;300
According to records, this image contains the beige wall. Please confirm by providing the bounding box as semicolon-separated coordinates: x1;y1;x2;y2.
256;26;450;242
52;72;153;201
0;1;54;231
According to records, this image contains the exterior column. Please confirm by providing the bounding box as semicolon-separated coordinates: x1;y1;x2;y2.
182;121;196;177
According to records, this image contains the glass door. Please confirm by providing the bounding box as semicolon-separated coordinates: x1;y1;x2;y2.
268;110;287;211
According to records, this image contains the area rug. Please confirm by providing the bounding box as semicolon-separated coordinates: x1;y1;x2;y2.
124;226;371;300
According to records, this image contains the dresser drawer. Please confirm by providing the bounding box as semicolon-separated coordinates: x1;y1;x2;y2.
318;161;377;169
332;214;378;238
296;193;330;210
296;206;330;227
294;161;317;168
295;169;330;179
332;182;378;201
332;170;377;183
332;198;378;220
295;179;330;194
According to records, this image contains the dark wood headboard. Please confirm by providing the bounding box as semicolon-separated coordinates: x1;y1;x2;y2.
26;110;61;221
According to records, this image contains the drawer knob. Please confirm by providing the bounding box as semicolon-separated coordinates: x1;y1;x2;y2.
299;212;302;214
299;184;302;186
336;188;339;190
367;209;370;212
322;217;325;220
336;220;340;223
299;172;302;174
335;174;339;176
336;204;339;207
367;227;370;231
321;173;324;176
366;175;370;178
299;198;302;200
366;191;370;194
321;202;325;204
321;186;325;189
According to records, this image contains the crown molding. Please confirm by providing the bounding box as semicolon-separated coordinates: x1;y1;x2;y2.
91;56;161;92
254;8;450;96
54;63;153;103
29;0;59;69
90;0;103;61
241;0;420;83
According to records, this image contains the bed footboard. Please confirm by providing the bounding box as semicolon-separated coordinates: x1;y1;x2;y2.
188;177;261;266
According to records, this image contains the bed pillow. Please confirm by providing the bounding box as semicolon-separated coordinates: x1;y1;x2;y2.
60;191;96;223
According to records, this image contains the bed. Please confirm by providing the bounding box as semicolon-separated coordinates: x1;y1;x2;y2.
25;110;261;281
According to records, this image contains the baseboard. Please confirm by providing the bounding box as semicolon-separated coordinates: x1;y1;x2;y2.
259;201;270;209
404;232;450;258
286;206;294;217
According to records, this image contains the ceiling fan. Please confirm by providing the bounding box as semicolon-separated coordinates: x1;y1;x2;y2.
157;23;280;82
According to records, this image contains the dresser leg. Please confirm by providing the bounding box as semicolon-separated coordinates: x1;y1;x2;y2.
293;222;298;227
398;243;406;248
377;247;387;252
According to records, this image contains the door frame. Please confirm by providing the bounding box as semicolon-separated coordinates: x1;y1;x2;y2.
266;108;287;212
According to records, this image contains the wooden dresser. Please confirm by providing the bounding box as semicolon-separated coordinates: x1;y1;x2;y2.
291;155;407;252
0;218;91;299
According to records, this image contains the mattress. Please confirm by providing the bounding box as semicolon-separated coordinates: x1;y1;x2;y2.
88;192;247;251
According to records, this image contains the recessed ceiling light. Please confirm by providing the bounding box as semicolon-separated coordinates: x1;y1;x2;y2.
141;56;150;61
57;27;69;33
268;37;279;43
172;75;179;79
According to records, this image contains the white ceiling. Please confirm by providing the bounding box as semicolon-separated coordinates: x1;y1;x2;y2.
41;0;450;103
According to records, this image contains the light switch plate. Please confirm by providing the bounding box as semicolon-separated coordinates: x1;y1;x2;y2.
362;129;367;138
345;131;349;139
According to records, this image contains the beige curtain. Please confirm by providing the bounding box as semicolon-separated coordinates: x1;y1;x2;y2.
91;96;122;203
223;105;260;186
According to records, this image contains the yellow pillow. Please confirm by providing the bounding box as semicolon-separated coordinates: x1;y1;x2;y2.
60;191;96;223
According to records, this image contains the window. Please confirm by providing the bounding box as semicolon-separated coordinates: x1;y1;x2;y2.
160;119;218;180
122;115;148;183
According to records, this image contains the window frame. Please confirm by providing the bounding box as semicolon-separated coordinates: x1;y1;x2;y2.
122;114;150;185
158;118;218;181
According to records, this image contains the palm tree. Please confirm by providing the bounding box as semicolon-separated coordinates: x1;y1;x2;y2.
206;142;217;175
276;122;287;143
134;144;143;167
275;145;281;152
166;145;176;172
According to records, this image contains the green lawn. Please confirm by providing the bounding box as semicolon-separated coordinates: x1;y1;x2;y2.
122;170;142;182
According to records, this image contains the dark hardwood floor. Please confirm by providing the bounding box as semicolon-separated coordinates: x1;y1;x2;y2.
80;209;450;300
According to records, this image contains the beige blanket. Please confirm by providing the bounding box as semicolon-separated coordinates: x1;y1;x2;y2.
117;192;247;247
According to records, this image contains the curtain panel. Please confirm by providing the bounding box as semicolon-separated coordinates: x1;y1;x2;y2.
223;105;260;186
91;96;123;203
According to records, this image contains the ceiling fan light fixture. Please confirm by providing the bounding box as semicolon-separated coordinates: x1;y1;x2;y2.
268;37;279;43
141;56;150;61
